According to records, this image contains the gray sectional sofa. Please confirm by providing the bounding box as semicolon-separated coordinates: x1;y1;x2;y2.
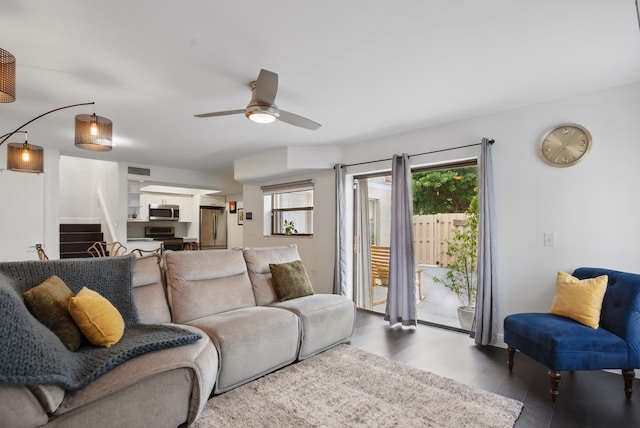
0;244;355;427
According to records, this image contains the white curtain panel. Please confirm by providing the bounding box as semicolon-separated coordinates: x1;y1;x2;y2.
333;164;348;296
354;179;373;309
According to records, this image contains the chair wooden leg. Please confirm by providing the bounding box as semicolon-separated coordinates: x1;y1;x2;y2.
507;346;515;371
372;279;385;306
623;369;635;399
415;269;425;304
549;370;561;402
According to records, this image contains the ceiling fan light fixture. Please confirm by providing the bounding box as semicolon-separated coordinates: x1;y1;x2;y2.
248;112;277;124
246;104;279;124
75;113;113;151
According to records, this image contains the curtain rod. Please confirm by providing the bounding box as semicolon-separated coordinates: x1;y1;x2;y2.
339;139;495;169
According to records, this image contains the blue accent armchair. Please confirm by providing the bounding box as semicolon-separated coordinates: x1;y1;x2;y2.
504;267;640;401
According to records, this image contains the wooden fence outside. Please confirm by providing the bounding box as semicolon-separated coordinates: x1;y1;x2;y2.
413;213;468;267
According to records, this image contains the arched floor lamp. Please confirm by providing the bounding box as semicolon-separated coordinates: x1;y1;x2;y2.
1;102;113;173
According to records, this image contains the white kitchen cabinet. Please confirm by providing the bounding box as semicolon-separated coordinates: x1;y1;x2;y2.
177;196;195;223
138;193;154;220
143;193;165;206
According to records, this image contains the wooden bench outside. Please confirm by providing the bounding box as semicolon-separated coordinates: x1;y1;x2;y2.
371;245;425;306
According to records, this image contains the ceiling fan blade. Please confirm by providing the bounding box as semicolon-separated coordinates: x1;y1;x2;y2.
277;110;321;130
194;109;245;118
254;69;278;105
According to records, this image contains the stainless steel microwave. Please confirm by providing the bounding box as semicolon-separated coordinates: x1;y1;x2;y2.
149;204;180;221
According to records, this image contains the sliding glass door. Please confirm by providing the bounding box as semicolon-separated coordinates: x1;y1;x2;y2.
353;162;478;331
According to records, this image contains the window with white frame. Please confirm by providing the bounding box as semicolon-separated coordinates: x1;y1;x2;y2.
262;180;314;236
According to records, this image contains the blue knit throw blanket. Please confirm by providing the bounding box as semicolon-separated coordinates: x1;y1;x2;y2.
0;255;201;391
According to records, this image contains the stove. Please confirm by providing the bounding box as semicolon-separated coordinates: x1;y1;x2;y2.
144;226;184;251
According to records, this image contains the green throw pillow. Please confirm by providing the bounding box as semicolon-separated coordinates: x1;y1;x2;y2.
269;260;315;301
23;275;84;351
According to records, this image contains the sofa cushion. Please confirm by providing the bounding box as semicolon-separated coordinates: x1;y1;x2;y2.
68;287;125;348
0;385;49;427
189;306;300;393
132;255;172;324
270;294;355;359
549;271;607;329
269;260;314;301
27;384;66;414
504;312;629;370
22;275;84;351
164;249;256;324
243;245;302;305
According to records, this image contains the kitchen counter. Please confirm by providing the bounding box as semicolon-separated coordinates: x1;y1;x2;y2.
126;240;162;252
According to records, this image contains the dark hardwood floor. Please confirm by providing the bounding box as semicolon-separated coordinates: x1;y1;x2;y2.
349;309;640;428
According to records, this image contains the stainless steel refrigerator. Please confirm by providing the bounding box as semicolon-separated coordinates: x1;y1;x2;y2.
199;206;227;249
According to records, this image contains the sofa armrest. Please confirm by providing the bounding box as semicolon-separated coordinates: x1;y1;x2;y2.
55;324;217;425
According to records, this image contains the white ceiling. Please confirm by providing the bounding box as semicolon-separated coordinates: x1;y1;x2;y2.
1;1;639;177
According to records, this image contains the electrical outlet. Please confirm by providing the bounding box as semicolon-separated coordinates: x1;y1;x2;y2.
544;232;556;247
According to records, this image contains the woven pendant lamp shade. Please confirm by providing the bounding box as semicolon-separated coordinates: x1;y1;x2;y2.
7;142;44;173
0;48;16;103
75;113;112;151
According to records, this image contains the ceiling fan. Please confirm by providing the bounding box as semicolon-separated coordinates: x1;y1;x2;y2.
194;69;321;130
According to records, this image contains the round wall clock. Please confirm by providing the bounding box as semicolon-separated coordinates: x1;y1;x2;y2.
538;123;592;167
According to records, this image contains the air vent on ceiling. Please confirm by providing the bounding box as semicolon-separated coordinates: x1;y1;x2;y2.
128;166;151;176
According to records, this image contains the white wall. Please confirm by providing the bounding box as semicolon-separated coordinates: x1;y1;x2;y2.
242;169;336;294
0;170;46;261
340;82;640;343
225;193;243;249
59;156;120;241
234;145;341;182
0;148;59;261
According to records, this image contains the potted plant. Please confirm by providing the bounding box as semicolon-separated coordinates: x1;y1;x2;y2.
284;219;298;236
432;195;478;330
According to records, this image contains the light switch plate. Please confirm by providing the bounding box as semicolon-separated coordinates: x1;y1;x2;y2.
544;232;556;246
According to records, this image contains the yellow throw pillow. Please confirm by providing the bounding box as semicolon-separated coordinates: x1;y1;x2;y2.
548;271;608;329
68;287;125;347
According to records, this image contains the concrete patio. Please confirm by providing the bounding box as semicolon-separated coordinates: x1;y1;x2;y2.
371;265;468;330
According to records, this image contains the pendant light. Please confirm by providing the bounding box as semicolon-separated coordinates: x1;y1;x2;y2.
74;113;113;151
0;48;15;103
6;132;44;173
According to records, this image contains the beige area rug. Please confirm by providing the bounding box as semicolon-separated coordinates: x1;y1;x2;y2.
193;344;523;428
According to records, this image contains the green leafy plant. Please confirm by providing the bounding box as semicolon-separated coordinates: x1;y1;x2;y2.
284;219;298;236
412;167;478;215
432;195;478;308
